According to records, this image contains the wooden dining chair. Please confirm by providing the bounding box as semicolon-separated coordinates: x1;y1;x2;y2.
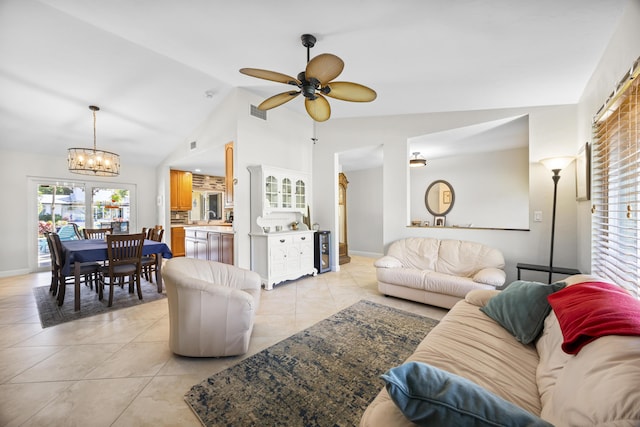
48;232;100;306
45;231;61;295
98;233;145;307
141;228;165;283
83;227;113;240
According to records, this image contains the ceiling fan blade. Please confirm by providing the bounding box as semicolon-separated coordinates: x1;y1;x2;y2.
258;91;301;110
239;68;301;86
305;94;331;122
324;82;377;102
305;54;344;85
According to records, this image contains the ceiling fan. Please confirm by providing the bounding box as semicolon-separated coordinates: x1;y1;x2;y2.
239;34;377;122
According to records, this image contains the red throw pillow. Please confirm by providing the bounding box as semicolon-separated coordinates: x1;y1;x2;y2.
547;281;640;354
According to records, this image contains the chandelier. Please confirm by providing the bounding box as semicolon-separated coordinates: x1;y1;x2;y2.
67;105;120;176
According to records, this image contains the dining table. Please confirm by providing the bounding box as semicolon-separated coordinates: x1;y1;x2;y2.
60;238;173;311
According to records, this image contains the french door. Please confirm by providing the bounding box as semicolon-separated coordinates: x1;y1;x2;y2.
31;177;136;272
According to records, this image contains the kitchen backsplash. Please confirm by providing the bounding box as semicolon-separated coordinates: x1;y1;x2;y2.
170;174;232;225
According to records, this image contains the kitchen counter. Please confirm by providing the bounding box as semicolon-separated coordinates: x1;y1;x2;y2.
184;225;234;234
249;229;315;236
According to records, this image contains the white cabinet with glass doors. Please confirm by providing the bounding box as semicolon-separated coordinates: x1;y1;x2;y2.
250;166;310;217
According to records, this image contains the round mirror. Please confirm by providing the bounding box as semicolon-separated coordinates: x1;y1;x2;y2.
424;180;455;216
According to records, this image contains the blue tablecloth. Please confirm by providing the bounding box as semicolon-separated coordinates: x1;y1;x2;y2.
60;239;173;276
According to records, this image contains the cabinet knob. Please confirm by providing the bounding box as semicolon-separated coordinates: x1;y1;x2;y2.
301;237;306;240
280;239;285;243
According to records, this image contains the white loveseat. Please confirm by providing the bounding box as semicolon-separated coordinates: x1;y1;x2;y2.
375;238;506;309
163;257;261;357
361;274;640;426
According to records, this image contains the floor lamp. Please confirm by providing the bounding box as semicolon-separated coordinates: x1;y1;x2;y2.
540;157;574;284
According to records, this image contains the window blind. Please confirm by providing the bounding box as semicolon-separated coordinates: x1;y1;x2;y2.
591;60;640;298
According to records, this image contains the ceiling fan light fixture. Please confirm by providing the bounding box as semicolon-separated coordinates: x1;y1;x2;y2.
67;105;120;176
239;33;376;122
410;152;427;168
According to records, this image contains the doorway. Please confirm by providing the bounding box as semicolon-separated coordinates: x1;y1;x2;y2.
36;182;86;269
31;178;137;272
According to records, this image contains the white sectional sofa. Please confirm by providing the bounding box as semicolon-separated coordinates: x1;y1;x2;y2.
360;274;640;426
375;237;506;309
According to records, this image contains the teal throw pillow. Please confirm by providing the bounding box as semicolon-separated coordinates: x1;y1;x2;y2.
382;362;552;427
480;280;566;344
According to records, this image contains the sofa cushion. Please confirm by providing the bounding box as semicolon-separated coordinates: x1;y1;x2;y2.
535;274;611;410
547;281;640;354
535;310;570;409
473;267;506;287
360;299;543;427
436;239;505;278
480;280;566;344
387;237;440;271
539;334;640;426
536;275;640;426
382;362;552;427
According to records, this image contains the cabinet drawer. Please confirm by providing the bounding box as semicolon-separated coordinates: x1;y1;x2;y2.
291;234;312;244
185;229;208;240
269;235;292;246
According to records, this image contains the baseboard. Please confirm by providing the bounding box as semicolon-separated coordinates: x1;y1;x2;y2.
350;250;383;259
0;268;30;278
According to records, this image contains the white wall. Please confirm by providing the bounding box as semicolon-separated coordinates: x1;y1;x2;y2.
575;0;640;274
234;89;313;269
0;149;157;276
410;147;529;229
158;88;239;261
158;88;313;270
345;167;384;257
314;105;578;283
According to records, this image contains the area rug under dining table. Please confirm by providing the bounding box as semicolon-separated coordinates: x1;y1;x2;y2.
33;281;166;328
184;299;439;427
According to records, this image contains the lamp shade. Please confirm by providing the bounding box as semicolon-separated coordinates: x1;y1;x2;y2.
540;156;574;172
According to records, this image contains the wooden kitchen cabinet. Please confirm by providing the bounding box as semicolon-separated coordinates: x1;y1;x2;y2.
224;142;234;208
185;227;234;265
171;226;185;257
170;169;193;210
185;229;208;260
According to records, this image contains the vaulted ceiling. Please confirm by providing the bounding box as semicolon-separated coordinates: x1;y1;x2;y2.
0;0;628;175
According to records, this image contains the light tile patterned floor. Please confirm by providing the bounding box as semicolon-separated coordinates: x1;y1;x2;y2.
0;256;447;426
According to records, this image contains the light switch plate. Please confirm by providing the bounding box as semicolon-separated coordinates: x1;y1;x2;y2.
534;211;542;222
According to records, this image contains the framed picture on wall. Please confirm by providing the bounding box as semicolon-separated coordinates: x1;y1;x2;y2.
434;216;446;227
443;190;451;204
576;142;591;201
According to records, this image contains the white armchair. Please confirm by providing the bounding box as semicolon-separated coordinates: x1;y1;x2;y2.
163;257;261;357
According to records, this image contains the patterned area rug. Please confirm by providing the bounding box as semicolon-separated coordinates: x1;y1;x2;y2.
185;300;439;427
33;281;166;328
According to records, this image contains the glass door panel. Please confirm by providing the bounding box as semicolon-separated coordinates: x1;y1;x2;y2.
282;178;292;208
265;176;278;208
37;183;86;268
92;188;130;233
295;179;306;209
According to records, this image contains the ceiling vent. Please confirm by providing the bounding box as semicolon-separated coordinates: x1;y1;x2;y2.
250;104;267;120
190;141;197;150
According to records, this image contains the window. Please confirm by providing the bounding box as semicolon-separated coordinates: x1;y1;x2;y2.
591;57;640;298
91;188;131;233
